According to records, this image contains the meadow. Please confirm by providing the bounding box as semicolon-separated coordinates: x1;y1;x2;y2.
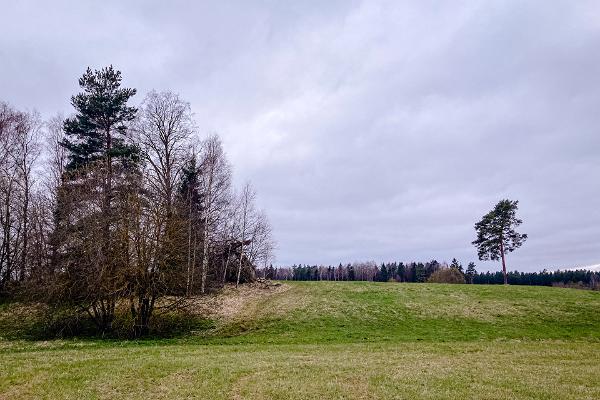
1;281;599;399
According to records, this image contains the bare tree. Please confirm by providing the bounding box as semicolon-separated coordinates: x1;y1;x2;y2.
236;183;255;288
198;135;231;293
13;111;42;281
220;199;240;284
0;102;42;289
135;91;194;299
246;209;275;269
44;114;67;196
135;91;193;214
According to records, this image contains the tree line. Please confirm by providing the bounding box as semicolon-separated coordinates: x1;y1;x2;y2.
0;66;274;336
262;261;599;289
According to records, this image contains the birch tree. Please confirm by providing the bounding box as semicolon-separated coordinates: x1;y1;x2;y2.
0;103;42;288
236;183;255;288
198;135;231;293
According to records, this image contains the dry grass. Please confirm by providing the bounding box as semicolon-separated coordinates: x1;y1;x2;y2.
186;281;290;321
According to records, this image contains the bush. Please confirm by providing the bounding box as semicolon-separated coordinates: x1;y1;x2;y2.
427;268;466;284
0;301;214;340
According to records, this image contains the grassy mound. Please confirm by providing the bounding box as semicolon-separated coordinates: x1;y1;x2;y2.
197;281;600;344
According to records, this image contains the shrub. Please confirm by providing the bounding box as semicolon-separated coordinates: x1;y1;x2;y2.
427;268;466;284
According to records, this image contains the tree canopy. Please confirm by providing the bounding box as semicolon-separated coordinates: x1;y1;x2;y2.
62;66;138;170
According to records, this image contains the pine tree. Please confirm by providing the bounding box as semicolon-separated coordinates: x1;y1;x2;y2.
472;199;527;285
53;66;139;334
62;66;138;171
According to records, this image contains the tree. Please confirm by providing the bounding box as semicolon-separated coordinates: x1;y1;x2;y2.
0;102;42;290
378;263;388;282
134;90;194;307
472;199;527;285
236;183;254;287
54;66;139;334
178;153;203;295
135;90;193;214
465;262;477;284
450;258;463;273
1;71;276;337
198;135;232;294
62;66;138;171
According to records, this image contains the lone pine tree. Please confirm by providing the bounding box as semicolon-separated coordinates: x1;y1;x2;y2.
472;199;527;285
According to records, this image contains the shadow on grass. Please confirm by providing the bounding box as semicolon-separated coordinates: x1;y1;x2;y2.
0;302;215;342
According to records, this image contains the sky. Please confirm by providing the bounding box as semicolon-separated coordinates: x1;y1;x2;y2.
1;1;599;271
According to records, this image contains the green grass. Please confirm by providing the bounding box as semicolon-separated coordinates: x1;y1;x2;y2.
1;281;600;399
199;282;600;344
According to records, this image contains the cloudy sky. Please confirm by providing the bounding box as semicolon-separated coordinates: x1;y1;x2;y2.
2;1;599;271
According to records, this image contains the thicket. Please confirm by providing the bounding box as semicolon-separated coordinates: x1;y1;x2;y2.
0;66;274;337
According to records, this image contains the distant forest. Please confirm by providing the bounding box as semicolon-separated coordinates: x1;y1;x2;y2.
262;261;600;289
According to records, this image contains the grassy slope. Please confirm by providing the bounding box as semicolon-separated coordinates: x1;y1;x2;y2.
1;281;600;399
201;281;600;343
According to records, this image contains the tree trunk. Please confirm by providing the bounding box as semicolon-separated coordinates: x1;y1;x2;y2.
500;239;507;285
236;186;251;288
236;209;247;288
200;166;213;295
185;192;193;296
19;171;29;281
191;231;197;292
236;238;244;288
222;242;231;284
132;296;153;338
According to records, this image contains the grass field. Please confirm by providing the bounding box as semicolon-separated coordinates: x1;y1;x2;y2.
1;281;600;399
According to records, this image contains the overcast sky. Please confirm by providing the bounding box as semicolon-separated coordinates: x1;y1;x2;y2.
2;1;599;271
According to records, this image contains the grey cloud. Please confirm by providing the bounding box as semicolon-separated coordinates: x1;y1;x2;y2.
1;0;599;270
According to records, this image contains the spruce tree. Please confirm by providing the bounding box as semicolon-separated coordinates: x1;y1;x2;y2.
465;262;477;284
450;258;463;273
380;263;388;282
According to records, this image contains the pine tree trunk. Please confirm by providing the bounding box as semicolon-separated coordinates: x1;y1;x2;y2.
103;126;113;286
500;239;507;285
